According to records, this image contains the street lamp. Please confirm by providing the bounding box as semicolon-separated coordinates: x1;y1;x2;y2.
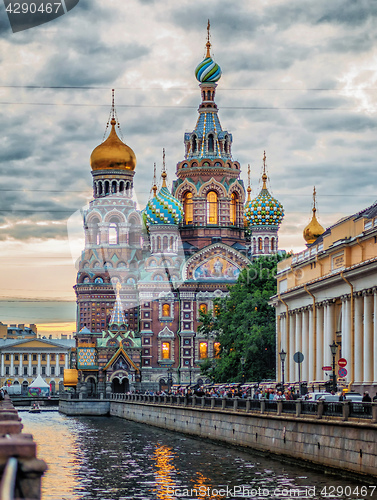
279;349;286;387
330;341;338;393
240;356;246;384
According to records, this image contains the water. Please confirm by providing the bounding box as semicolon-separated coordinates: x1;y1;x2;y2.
20;410;376;500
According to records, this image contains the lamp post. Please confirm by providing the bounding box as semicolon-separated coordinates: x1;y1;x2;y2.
240;356;246;384
279;349;286;387
189;366;192;386
330;341;338;393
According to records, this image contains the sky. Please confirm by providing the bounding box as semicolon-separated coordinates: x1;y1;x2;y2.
1;0;377;335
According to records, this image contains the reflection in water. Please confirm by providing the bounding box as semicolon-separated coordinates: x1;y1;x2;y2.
20;411;369;500
152;444;176;500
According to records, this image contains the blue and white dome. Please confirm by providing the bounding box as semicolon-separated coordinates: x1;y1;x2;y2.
245;171;284;228
195;56;222;83
145;179;183;226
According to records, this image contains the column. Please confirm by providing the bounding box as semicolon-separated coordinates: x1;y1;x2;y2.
354;294;364;384
28;354;32;377
363;292;373;383
47;354;50;377
1;354;4;377
38;354;41;376
10;354;14;377
374;291;377;382
288;312;296;383
308;307;314;382
19;352;23;378
65;354;69;369
302;309;309;382
295;310;302;382
323;302;333;367
341;297;351;382
56;354;59;377
316;305;324;380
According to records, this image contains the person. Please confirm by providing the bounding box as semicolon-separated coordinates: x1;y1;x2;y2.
373;393;377;402
362;391;372;402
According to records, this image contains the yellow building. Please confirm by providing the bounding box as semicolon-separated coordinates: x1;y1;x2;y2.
271;194;377;394
0;336;74;394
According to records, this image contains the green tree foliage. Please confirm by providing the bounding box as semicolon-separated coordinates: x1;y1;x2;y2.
198;254;284;383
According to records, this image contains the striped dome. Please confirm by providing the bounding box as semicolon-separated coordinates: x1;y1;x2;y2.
145;186;183;225
245;188;284;227
195;57;222;83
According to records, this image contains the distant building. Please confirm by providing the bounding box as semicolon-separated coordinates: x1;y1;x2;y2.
271;189;377;394
0;323;74;393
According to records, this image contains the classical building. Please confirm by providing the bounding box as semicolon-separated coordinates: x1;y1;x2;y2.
73;25;285;393
0;336;74;394
271;189;377;394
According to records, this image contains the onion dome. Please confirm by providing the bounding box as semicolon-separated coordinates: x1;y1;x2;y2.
245;153;284;227
145;158;183;226
303;187;325;246
90;118;136;171
195;20;222;83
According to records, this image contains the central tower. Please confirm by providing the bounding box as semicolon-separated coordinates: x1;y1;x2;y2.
172;21;246;252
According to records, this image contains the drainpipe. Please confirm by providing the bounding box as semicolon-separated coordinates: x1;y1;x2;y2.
356;237;364;261
304;285;317;378
340;272;354;391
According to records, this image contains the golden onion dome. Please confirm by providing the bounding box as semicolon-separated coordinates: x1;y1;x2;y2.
303;187;325;245
90;119;136;171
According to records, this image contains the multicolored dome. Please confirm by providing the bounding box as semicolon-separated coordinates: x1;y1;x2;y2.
145;173;183;226
195;57;222;83
245;168;284;227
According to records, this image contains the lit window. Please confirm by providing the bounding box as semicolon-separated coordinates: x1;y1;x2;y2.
184;192;193;224
207;191;218;224
214;342;221;358
199;303;207;314
162;342;170;360
199;342;208;359
162;304;170;317
230;193;237;225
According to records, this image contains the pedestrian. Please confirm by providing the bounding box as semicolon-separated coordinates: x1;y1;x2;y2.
362;391;372;402
373;393;377;402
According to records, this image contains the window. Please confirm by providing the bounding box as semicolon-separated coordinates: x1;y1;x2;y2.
23;367;28;376
51;367;55;375
5;367;9;375
42;367;46;375
183;192;193;224
199;303;207;314
162;342;170;360
199;342;208;359
60;354;65;362
51;355;55;362
214;342;221;358
207;191;218;224
60;367;64;376
230;193;238;225
33;355;37;361
15;367;18;375
5;355;9;361
15;355;19;361
33;367;37;375
42;354;46;361
162;304;171;317
258;237;263;252
24;355;27;361
208;134;214;152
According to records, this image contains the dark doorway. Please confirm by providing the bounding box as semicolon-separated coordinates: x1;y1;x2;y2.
112;378;129;393
87;377;97;396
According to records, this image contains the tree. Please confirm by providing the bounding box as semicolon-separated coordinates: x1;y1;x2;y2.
198;254;284;383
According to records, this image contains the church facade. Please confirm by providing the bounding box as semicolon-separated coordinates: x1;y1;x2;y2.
72;28;284;393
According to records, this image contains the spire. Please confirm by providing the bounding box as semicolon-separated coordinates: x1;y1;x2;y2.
247;163;252;202
152;162;157;197
262;151;268;189
206;19;211;58
109;282;126;326
303;186;325;246
161;148;167;188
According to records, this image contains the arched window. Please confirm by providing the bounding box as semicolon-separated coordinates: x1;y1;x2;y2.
119;181;124;194
258;237;263;252
199;303;207;314
184;192;193;224
192;136;197;152
271;238;275;251
199;342;208;359
98;183;103;196
157;236;161;251
109;217;119;245
230;192;238;225
264;237;269;254
111;181;117;194
162;303;170;317
208;134;214;153
91;217;100;245
105;181;110;195
163;236;168;251
207;191;218;224
213;342;221;358
162;342;170;359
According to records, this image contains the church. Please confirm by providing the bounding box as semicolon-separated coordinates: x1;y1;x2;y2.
71;25;284;394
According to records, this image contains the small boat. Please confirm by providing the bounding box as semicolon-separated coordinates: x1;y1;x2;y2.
29;404;41;413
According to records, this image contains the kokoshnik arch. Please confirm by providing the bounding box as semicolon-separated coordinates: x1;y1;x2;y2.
72;23;285;394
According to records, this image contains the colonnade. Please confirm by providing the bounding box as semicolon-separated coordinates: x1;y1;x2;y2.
0;353;69;378
278;289;377;387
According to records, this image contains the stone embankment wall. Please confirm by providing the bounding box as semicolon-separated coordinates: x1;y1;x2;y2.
0;395;47;499
60;398;110;416
110;399;377;479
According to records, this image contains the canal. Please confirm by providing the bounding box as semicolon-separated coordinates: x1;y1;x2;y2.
20;410;376;500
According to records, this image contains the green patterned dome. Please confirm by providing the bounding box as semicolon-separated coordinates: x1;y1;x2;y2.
145;185;183;226
245;187;284;227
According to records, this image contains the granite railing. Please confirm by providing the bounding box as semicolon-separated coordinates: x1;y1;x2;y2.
109;393;377;422
0;395;47;500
